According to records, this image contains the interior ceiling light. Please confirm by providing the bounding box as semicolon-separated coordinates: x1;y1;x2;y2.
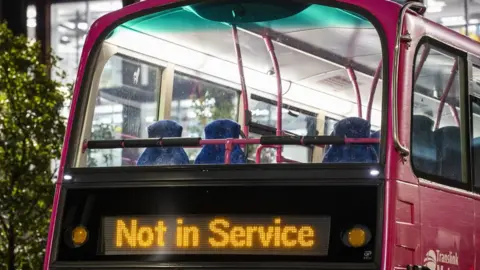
426;0;446;13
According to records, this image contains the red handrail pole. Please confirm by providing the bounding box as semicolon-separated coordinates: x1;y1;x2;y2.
224;139;233;164
254;145;300;164
263;36;284;163
448;104;460;126
366;61;382;122
345;25;363;119
435;60;458;129
255;145;274;164
346;66;363;118
231;25;249;139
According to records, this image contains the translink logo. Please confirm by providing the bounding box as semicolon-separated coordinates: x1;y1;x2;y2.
424;249;459;270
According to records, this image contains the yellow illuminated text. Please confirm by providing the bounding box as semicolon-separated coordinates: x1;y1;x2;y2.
115;219;167;248
113;217;318;250
208;218;315;248
176;218;200;247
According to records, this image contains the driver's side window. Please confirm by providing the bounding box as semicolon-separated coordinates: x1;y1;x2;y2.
470;66;480;189
411;43;463;184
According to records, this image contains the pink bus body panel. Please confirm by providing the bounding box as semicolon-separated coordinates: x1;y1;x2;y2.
396;9;480;270
43;0;480;269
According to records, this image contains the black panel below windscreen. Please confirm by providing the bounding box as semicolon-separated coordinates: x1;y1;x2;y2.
56;185;379;263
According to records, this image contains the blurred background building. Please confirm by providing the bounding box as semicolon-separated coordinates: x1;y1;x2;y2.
0;0;478;86
0;0;142;83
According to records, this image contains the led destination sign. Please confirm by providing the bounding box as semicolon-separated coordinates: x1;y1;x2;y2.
103;216;331;255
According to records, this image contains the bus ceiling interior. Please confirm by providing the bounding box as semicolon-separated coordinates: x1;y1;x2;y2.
102;5;385;127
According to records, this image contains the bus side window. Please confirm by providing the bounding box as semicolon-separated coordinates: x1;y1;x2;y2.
247;96;318;163
472;103;480;187
411;44;463;183
88;54;162;167
470;66;480;188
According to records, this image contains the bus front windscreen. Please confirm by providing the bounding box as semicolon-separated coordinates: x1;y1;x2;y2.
76;1;384;168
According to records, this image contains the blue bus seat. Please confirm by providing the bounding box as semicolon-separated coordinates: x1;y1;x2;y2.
411;115;436;175
195;119;246;164
322;117;378;163
370;130;380;156
433;126;461;181
137;120;189;166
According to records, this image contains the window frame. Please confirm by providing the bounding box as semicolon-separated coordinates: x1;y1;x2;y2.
65;0;390;170
78;49;165;167
410;36;470;191
324;116;339;136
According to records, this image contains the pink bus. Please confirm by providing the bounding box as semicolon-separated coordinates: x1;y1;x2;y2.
44;0;480;269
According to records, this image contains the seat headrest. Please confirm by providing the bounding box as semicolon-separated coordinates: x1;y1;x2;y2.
434;126;461;154
204;119;240;139
322;117;377;163
412;115;434;131
433;126;461;181
371;130;380;138
137;120;189;166
434;126;460;140
333;117;370;138
474;137;480;147
147;120;183;138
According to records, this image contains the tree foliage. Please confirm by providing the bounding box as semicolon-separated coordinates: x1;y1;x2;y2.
0;22;69;269
87;123;115;167
188;87;236;159
190;87;236;134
